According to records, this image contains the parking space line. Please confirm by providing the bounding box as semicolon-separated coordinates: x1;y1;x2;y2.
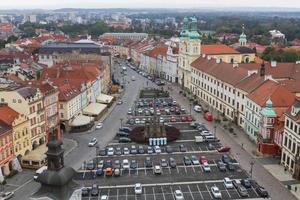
184;164;187;173
176;166;179;174
152;187;156;200
126;188;128;200
170;185;174;197
144;187;147;200
234;187;241;198
145;167;147;175
161;185;166;200
192;165;196;173
196;184;204;200
188;185;195;200
225;187;231;198
117;188;119;200
205;184;213;199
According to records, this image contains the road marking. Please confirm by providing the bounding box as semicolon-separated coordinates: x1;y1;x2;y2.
205;184;213;199
12;179;33;193
188;185;195;200
126;188;128;200
176;166;179;174
152;187;156;200
197;184;204;200
225;187;231;198
161;185;166;200
117;188;119;200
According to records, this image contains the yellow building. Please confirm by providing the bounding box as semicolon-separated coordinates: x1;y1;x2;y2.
0;85;46;150
0;105;31;158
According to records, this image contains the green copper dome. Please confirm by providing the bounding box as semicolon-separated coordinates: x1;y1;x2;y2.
180;17;189;38
261;99;276;117
189;17;200;39
240;32;247;39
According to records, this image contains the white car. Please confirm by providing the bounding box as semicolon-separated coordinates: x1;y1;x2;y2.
223;177;234;189
211;186;222;199
159;117;164;123
154;146;161;154
201;130;212;136
88;138;98;147
194;105;202;112
174;190;184;200
96;122;103;129
123;147;130;155
154;165;162;174
138;109;143;114
100;195;108;200
122;159;130;169
135;118;140;124
97;160;104;169
107;147;114;156
134;183;143;194
202;162;211;172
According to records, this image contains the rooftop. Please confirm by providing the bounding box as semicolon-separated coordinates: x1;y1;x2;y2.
201;44;239;55
0;105;19;125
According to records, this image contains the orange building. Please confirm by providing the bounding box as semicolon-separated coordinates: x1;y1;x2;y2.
0;120;14;176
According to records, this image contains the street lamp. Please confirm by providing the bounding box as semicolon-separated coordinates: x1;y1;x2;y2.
189;103;192;115
95;144;99;167
250;160;255;179
120;118;123;128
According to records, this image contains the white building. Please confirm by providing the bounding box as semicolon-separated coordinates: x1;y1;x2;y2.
162;43;179;83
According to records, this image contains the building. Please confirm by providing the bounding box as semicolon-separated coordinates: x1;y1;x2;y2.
162;42;179;83
0;105;30;159
0;84;46;150
281;98;300;175
101;32;148;40
0;120;14;176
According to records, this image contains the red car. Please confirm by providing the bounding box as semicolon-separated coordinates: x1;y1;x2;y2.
181;116;187;122
199;156;208;164
217;146;231;153
204;112;213;121
170;107;175;112
187;115;193;122
170;116;177;122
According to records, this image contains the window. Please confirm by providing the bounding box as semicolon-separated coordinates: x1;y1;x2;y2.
293;142;296;154
284;135;288;147
1;98;4;102
18;99;22;103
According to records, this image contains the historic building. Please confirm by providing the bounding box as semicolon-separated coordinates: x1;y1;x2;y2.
0;120;14;176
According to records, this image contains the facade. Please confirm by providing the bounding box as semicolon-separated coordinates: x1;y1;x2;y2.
281;98;300;175
0;85;46;150
0;120;14;176
162;43;179;83
0;105;31;159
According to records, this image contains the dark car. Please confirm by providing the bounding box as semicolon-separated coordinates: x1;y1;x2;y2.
117;132;129;137
81;187;89;197
166;145;173;153
119;137;132;143
160;158;168;167
96;169;104;176
169;157;177;168
119;127;132;133
130;145;138;154
145;157;153;167
217;160;226;172
183;156;192;165
91;184;99;196
130;160;138;169
86;161;95;170
115;147;122;155
138;146;145;154
227;162;235;171
99;149;106;156
250;180;260;189
222;154;231;164
256;187;269;198
128;119;135;125
105;160;112;168
241;179;251;189
179;144;187;152
237;185;249;197
114;160;121;169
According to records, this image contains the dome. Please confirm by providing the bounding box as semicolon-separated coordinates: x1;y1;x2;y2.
266;99;273;107
240;32;247;39
189;31;200;39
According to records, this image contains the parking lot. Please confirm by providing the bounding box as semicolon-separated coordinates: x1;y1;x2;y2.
78;85;269;199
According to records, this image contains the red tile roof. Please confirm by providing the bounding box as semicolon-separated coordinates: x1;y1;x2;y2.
0;105;20;125
278;79;300;94
201;44;239;55
247;80;295;108
236;73;266;93
147;46;168;58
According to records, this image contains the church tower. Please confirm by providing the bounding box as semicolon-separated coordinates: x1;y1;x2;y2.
239;24;247;46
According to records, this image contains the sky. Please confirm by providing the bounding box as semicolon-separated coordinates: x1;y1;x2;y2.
1;0;300;9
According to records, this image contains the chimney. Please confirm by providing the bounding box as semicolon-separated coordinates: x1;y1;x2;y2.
233;62;239;68
216;58;221;64
260;61;265;77
271;60;277;67
264;75;273;81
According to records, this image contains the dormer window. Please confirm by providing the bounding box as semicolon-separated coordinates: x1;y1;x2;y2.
291;106;299;116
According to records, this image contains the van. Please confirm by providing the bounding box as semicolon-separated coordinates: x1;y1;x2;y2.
33;166;47;180
204;135;218;142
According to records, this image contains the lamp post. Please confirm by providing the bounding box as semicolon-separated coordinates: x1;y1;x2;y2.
95;145;99;167
214;124;217;138
120;118;123;128
250;159;255;179
189;102;192;115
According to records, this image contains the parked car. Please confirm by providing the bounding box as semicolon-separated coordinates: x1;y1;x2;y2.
166;145;173;153
183;156;192;165
99;149;106;156
114;160;121;169
241;179;251;189
154;146;161;153
179;144;187;152
145;157;153;167
127;108;133;115
227;162;235;171
147;146;154;154
115;147;122;155
237;185;249;197
154;165;162;174
95;122;103;129
86;160;95;170
223;177;234;189
1;192;14;200
130;145;137;154
256;187;269;198
88;138;98;147
119;137;132;143
107;147;114;156
181;116;187;122
199;156;208;164
191;155;200;165
123;147;130;155
119;127;132;133
217;146;231;153
100;195;108;200
117;100;123;105
204;112;213;121
169;157;177;168
211;186;222;199
105;160;112;168
187;115;193;122
122;159;130;169
116;132;129;137
160;158;168;167
217;160;226;172
97;160;104;169
114;168;121;177
138;146;145;154
134;183;143;194
130;160;138;169
96;168;104;176
202;162;211;172
174;190;184;200
170;116;177;122
194;105;202;112
81;188;89;197
91;184;99;196
105;167;113;176
222;154;231;164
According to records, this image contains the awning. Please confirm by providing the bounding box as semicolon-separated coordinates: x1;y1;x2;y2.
96;94;114;104
70;114;94;127
83;103;107;116
22;144;47;162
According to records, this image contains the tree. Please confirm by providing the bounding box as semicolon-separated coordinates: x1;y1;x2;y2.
0;39;6;49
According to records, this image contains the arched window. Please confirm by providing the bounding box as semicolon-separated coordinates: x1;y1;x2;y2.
230;58;234;63
245;57;250;63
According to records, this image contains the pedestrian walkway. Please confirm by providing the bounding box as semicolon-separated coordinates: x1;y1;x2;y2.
167;82;299;200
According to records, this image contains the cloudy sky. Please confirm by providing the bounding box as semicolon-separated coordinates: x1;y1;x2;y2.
1;0;299;9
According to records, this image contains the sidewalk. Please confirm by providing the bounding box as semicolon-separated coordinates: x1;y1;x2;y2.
168;83;300;200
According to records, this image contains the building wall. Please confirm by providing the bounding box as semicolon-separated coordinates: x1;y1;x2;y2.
0;129;14;176
281;116;300;173
163;53;178;83
208;53;255;64
244;98;261;141
59;94;81;122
